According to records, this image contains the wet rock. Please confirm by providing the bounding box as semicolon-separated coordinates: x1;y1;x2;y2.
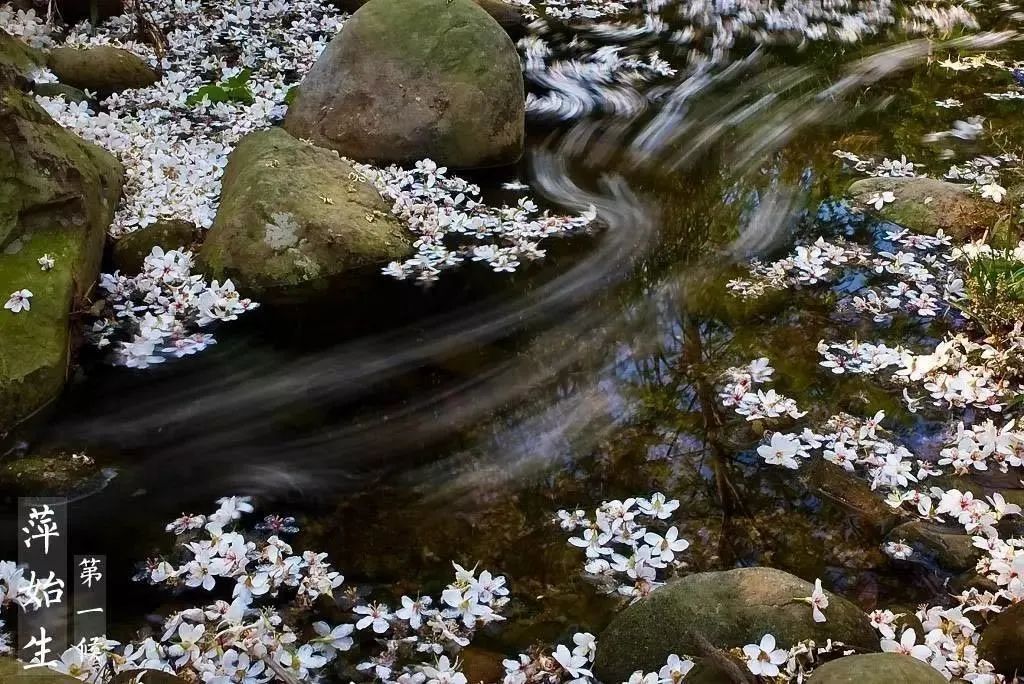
801;459;899;533
0;28;43;87
0;451;101;497
33;82;89;103
885;521;978;572
0;657;83;682
328;0;529;37
112;219;199;273
48;45;158;95
682;655;751;684
284;0;524;169
0;89;124;433
978;601;1024;676
198;128;411;297
807;654;946;683
592;567;878;683
847;177;1001;239
461;646;505;684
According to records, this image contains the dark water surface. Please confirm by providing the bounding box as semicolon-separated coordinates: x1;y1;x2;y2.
5;0;1024;675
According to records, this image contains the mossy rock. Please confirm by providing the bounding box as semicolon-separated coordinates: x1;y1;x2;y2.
978;601;1024;676
0;28;43;87
32;82;89;104
112;219;199;273
0;452;100;497
48;46;158;95
592;567;878;683
807;654;946;683
0;89;124;433
885;520;978;572
0;658;83;682
198;128;411;297
284;0;524;169
847;177;1001;240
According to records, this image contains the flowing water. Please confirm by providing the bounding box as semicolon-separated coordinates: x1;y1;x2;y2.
5;0;1024;678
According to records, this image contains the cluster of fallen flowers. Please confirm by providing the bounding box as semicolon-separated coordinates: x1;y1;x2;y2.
556;493;690;602
358;160;597;283
502;629;858;683
0;497;510;682
9;1;595;284
722;210;1024;679
90;247;258;368
23;0;346;234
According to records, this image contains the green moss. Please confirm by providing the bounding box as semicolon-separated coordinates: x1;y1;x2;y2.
0;89;123;431
0;657;83;682
848;177;1000;239
0;451;100;495
0;228;80;427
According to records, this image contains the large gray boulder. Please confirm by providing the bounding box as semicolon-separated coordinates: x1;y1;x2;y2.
0;89;124;433
198;128;412;296
808;654;945;683
284;0;524;169
593;567;878;683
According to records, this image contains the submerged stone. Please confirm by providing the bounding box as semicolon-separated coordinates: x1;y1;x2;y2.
284;0;525;169
885;520;978;572
0;89;124;433
978;601;1024;676
112;219;199;273
33;81;89;103
198;128;412;297
592;567;878;683
801;459;899;533
48;45;158;95
807;654;946;683
847;177;1001;239
0;452;101;497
